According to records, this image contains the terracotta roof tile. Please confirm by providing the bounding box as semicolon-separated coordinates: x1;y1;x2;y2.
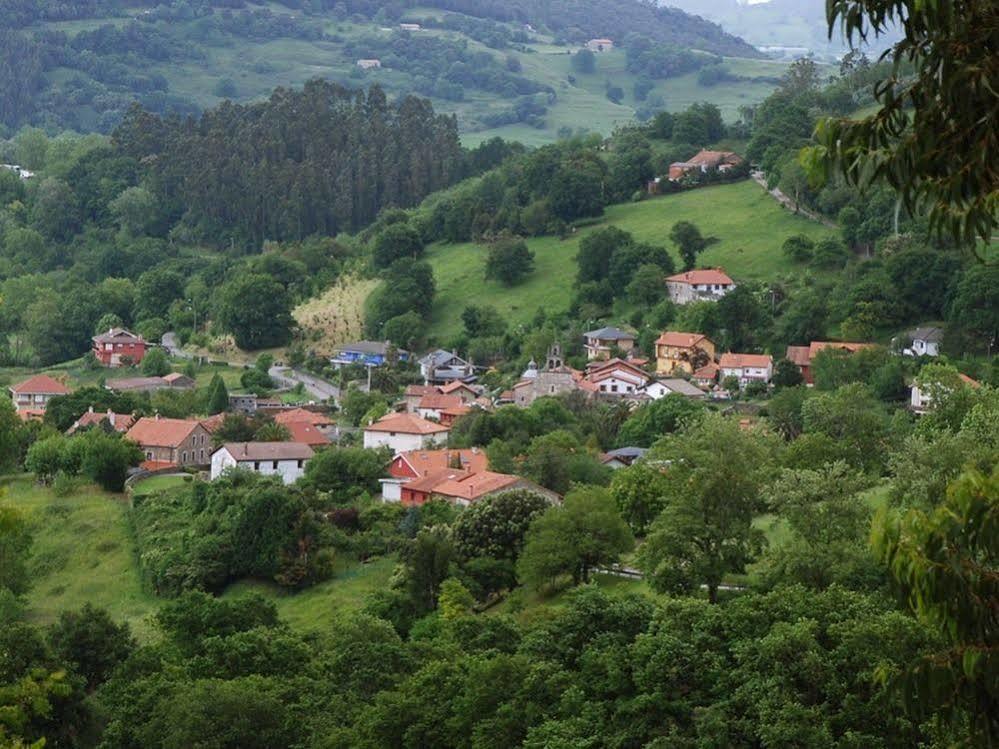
284;421;330;447
418;393;465;410
218;442;314;461
274;408;333;427
10;374;70;395
126;417;202;448
656;331;711;348
719;353;773;369
666;268;734;286
364;412;449;435
785;345;811;367
396;448;489;477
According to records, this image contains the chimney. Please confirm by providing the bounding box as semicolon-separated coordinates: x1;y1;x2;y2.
87;405;94;413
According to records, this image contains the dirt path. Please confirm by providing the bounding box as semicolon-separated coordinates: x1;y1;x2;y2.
751;170;838;229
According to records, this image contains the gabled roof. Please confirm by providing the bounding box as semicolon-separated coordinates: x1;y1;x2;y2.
650;378;705;397
418;394;465;411
404;384;440;398
106;377;168;391
199;413;227;434
656;331;712;349
686;150;743;167
92;328;144;344
68;410;135;435
274;407;333;427
419;349;467;367
910;326;944;342
396;448;489;477
439;380;478;395
666;268;734;286
719;353;773;369
365;412;450;435
584;326;635;341
432;471;522;501
10;374;70;395
587;357;649;380
126;417;203;448
218;442;314;461
808;341;876;358
692;362;719;380
284;421;330;447
162;372;193;384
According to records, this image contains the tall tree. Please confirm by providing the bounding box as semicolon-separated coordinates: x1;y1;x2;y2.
215;274;294;350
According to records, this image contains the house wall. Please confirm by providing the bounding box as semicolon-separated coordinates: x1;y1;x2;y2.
11;392;60;411
666;282;734;306
721;364;772;384
656;341;715;375
210;450;308;484
135;425;211;466
363;430;446;452
594;374;644;395
514;372;577;407
585;337;635;360
93;340;146;366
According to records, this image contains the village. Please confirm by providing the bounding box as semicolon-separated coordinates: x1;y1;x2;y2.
7;261;970;508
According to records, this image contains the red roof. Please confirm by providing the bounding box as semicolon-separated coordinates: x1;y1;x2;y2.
404;385;440;398
808;341;876;358
719;353;773;369
394;448;489;478
126;417;202;448
432;471;522;501
365;412;450;435
666;268;734;286
693;362;719;381
92;328;144;344
274;408;333;427
199;413;227;434
959;373;981;388
785;345;811;367
69;410;135;434
284;421;329;447
418;393;465;411
656;331;711;349
10;374;70;395
439;380;477;395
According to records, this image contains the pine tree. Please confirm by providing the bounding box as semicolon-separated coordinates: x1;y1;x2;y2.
206;374;229;415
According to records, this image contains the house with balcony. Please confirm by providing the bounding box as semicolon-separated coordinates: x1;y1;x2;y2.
91;328;147;367
655;332;716;376
665;268;735;305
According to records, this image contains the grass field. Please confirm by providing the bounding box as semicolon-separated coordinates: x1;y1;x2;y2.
425;179;837;339
293;276;379;356
5;477;398;642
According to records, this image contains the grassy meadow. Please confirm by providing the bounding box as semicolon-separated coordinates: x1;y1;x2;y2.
6;476;399;642
425;179;837;339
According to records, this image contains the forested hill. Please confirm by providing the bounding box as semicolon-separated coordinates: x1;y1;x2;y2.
0;0;766;143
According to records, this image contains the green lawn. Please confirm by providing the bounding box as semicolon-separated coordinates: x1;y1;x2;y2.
5;477;397;642
425;179;837;339
130;474;193;497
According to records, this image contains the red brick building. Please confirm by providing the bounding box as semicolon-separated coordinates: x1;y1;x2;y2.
92;328;148;367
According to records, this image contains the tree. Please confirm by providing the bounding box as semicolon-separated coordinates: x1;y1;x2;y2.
253;422;289;442
616;394;703;448
810;0;998;246
134;268;185;324
48;603;135;689
451;490;551;561
372;222;424;269
0;502;33;595
801;383;889;471
461;305;506;338
79;431;143;491
0;400;23;473
109;186;157;237
517;487;633;590
608;462;671;535
872;468;999;744
669;221;716;270
639;414;771;602
400;528;454;613
577;226;632;285
946;263;999;352
626;263;666;305
25;435;65;485
206;374;229;415
382;311;425;349
31;177;80;241
781;234;814;262
485;235;535;286
571;48;596;74
216;273;294;350
302;447;386;497
771;358;804;388
141;347;169;376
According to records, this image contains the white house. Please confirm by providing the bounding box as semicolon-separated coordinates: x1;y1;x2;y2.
586;38;613;52
210;442;314;485
585;359;650;397
356;59;382;69
718;353;773;387
910;373;980;414
362;412;450;452
903;326;944;357
641;378;706;400
665;268;736;305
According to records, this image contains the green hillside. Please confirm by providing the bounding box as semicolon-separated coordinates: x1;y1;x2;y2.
3;0;792;144
426;179;837;339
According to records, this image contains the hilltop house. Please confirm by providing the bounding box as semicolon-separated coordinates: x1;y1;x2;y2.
901;326;944;358
125;416;211;469
210;442;314;485
331;341;409;368
586;38;613;51
67;408;136;435
719;353;773;387
668;150;744;181
666;268;735;305
9;375;70;418
419;349;476;384
583;326;636;361
655;332;716;376
363;412;449;452
356;59;381;69
91;328;147;367
785;341;876;384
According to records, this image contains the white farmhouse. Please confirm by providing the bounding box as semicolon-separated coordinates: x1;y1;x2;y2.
211;442;314;485
718;353;773;387
903;326;944;357
362;412;450;452
665;268;735;305
910;373;980;414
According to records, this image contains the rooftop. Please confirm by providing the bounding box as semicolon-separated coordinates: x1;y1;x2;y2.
653;378;706;397
219;442;315;461
365;412;450;435
10;374;71;395
719;353;773;369
584;326;635;341
397;448;488;476
274;407;333;426
666;268;734;286
126;417;202;448
656;331;711;348
284;421;330;447
92;327;144;344
910;326;944;342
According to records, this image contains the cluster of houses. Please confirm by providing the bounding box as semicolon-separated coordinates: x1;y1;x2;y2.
647;149;746;194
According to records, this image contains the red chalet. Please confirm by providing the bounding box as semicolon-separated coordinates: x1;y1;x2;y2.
92;328;147;367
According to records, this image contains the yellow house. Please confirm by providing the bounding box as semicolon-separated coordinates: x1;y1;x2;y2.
655;332;716;376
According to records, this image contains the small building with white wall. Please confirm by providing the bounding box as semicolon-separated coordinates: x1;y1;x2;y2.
362;412;450;452
211;442;314;485
718;353;773;387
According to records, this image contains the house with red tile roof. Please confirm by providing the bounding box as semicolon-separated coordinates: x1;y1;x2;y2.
655;332;716;376
398;468;559;507
9;374;70;418
666;268;736;305
91;328;147;367
67;407;136;435
125;416;211;468
584;358;651;397
784;341;876;384
668;150;744;181
284;421;330;449
362;412;449;452
274;407;335;435
210;442;314;484
719;353;773;387
381;447;489;502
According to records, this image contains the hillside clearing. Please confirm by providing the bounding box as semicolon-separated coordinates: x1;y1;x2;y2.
294;276;379;356
425;179;837;340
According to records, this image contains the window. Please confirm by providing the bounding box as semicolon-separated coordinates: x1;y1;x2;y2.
146;451;153;460
611;384;618;393
272;461;278;469
181;451;187;463
297;460;304;468
254;461;260;470
200;449;205;461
